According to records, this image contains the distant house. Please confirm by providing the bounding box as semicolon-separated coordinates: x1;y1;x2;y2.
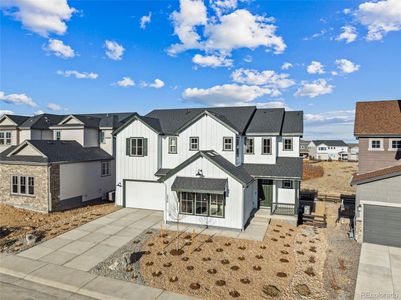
347;143;359;161
308;140;349;161
300;140;310;158
351;100;401;247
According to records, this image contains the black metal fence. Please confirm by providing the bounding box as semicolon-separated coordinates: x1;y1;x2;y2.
271;203;296;216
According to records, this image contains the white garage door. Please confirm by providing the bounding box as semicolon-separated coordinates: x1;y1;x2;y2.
125;181;165;210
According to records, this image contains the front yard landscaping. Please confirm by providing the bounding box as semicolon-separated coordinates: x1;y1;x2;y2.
91;203;360;300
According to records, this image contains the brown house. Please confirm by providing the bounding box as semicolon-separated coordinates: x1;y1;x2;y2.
352;100;401;247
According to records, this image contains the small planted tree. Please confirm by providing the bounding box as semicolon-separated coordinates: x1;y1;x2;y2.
168;192;184;255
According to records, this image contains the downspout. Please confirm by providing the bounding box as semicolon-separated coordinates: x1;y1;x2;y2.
241;185;245;231
48;164;52;212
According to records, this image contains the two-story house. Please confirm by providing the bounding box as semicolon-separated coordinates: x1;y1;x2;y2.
351;100;401;247
308;140;349;161
114;106;303;230
0;112;135;212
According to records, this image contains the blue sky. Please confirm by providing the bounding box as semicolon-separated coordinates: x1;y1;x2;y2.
1;0;400;141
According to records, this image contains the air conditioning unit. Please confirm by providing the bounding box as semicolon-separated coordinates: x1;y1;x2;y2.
108;191;115;202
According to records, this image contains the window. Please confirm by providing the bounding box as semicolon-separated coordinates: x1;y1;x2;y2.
99;131;105;144
282;180;293;189
189;137;199;151
55;131;61;141
180;192;194;214
371;139;381;149
390;139;401;150
101;161;111;176
169;137;177;154
235;137;240;157
11;176;34;196
0;131;11;145
318;147;327;151
130;138;144;156
283;138;293;151
223;137;233;151
245;138;254;154
210;194;224;217
262;138;272;155
196;193;209;215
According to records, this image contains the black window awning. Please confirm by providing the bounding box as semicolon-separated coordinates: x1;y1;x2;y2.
171;177;227;194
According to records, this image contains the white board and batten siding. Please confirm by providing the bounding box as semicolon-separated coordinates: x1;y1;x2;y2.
164;156;256;230
243;136;277;164
277;136;300;157
115;119;161;206
161;115;237;169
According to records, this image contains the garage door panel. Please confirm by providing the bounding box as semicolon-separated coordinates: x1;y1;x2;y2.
363;204;401;247
125;181;165;210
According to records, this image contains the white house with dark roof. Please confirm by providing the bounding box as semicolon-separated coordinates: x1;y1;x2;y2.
308;140;349;161
114;106;304;230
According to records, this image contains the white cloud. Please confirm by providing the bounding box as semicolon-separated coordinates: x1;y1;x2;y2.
231;68;295;96
210;0;238;16
356;0;401;41
34;110;45;115
140;12;152;29
47;102;66;111
182;84;270;106
168;2;285;57
115;76;135;87
142;79;165;89
303;29;328;41
0;91;37;107
336;26;358;43
57;70;98;79
192;54;233;68
44;39;75;58
304;110;355;123
343;8;352;14
243;55;253;63
0;110;14;115
281;62;293;70
335;59;360;73
295;79;334;98
104;40;125;60
307;61;325;74
0;0;75;37
256;100;290;109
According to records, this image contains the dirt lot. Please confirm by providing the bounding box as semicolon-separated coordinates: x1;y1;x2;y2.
302;161;358;196
0;203;119;253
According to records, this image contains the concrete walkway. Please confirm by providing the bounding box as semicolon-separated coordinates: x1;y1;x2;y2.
354;243;401;299
0;207;270;299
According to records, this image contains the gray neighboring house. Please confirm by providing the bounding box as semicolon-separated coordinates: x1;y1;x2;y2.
351;100;401;248
308;140;349;161
300;140;310;158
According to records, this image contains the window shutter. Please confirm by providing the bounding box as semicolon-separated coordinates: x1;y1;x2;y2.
143;138;148;156
126;138;130;156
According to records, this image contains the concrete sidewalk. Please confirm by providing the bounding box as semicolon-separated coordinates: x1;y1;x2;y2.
354;243;401;299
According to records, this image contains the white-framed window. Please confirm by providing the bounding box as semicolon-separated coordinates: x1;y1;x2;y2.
11;175;35;196
179;192;225;218
179;192;194;214
318;147;327;151
55;131;61;141
130;137;144;156
168;137;177;154
369;139;383;150
245;138;254;154
223;137;233;151
282;180;293;189
0;131;12;145
101;161;111;176
210;194;224;217
389;139;401;150
189;137;199;151
262;138;272;155
99;131;105;144
283;138;293;151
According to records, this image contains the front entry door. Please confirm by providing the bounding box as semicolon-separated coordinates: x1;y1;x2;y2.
259;179;273;208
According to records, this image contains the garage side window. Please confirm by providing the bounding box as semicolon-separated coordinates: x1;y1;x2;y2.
101;161;111;176
11;175;35;196
127;137;148;156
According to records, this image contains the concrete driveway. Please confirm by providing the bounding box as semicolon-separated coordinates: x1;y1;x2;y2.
354;243;401;299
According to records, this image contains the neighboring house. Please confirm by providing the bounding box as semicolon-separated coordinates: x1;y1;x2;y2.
348;143;359;161
114;106;303;230
0;114;29;153
308;140;349;161
351;100;401;247
0;112;135;212
300;140;310;158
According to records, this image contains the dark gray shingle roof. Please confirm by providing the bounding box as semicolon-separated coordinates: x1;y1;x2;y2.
246;108;284;135
282;111;303;135
0;140;113;164
20;114;65;129
243;157;303;179
2;115;30;126
155;168;172;177
313;140;348;147
172;177;227;194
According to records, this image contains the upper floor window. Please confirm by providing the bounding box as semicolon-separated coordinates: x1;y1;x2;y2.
370;139;382;150
318;146;327;151
0;131;11;145
245;138;254;154
223;137;233;151
129;137;147;156
189;137;199;151
55;131;61;141
283;138;293;151
282;180;293;189
101;161;111;176
169;137;177;154
390;139;401;150
99;131;105;144
262;138;272;155
11;175;34;196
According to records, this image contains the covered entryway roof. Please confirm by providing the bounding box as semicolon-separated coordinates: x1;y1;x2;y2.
171;176;227;194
